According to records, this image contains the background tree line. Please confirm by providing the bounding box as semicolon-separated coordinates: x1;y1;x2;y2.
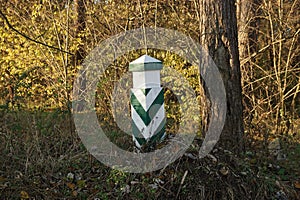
0;0;299;147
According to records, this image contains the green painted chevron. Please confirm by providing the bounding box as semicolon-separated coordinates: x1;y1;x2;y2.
140;88;151;95
130;88;164;126
130;87;166;148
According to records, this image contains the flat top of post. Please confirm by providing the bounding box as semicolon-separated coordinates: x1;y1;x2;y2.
129;55;163;72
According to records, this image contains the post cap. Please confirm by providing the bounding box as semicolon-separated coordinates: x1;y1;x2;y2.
129;55;163;72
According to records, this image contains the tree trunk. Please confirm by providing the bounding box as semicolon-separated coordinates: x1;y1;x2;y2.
73;0;87;112
74;0;86;64
237;0;251;60
197;0;244;152
237;0;260;65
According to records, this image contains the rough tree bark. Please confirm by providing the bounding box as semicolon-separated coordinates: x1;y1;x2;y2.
237;0;260;64
73;0;87;112
74;0;86;64
236;0;260;128
237;0;251;60
197;0;245;152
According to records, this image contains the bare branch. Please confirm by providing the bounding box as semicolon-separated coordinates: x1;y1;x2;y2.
0;9;74;55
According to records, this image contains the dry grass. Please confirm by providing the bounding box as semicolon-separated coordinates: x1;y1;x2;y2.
0;109;299;199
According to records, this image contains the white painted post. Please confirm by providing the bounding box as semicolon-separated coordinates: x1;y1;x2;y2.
129;55;166;150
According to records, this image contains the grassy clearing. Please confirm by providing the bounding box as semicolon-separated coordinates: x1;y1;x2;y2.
0;109;299;199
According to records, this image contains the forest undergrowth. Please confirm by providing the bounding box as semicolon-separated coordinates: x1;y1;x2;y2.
0;108;299;199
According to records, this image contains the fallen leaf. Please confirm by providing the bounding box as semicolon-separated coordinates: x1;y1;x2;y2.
121;184;130;193
294;181;300;189
0;176;5;182
72;190;78;196
77;180;86;188
66;182;76;190
67;172;74;180
149;183;158;189
220;166;229;176
207;154;217;163
240;172;247;176
249;158;257;164
20;191;29;199
268;138;281;156
130;180;139;185
184;153;197;160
